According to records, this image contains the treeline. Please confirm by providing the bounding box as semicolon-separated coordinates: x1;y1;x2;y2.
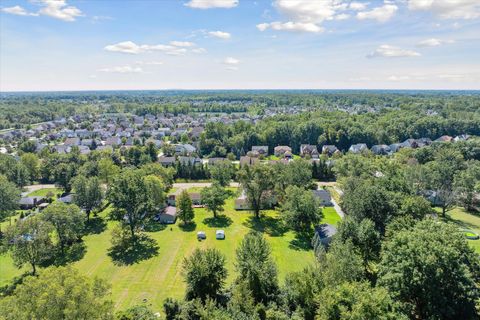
1;91;478;129
199;105;480;157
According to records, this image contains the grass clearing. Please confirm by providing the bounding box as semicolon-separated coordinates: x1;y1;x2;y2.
0;189;315;313
444;207;480;253
321;207;341;226
27;188;60;199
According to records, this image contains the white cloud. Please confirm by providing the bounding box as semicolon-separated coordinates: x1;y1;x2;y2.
1;5;38;16
185;0;238;9
258;0;355;33
192;47;207;54
135;61;164;65
357;4;397;22
169;41;195;47
408;0;480;20
104;41;144;54
349;2;368;11
274;0;348;23
99;65;144;73
104;41;189;55
367;44;421;58
256;21;324;33
208;30;231;39
38;0;83;22
2;1;82;21
388;75;411;81
224;57;240;65
335;13;350;20
416;38;454;47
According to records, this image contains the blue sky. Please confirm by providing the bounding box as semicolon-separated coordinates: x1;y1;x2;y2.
1;0;479;91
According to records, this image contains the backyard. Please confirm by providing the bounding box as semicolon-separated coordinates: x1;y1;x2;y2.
0;188;321;312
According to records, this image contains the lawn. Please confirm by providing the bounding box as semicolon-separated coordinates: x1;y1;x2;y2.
27;187;60;199
0;189;315;313
444;207;480;253
321;207;341;226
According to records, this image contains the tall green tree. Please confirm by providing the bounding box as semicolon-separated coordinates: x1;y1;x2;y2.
98;157;120;185
0;174;21;220
316;281;406;320
0;266;113;320
281;186;322;233
209;161;234;187
378;220;480;319
454;160;480;211
238;164;274;219
177;189;194;224
107;170;164;238
341;179;396;234
182;248;228;302
41;202;84;253
235;231;278;303
201;183;229;218
3;216;54;275
72;175;104;221
20;153;40;182
425;148;464;217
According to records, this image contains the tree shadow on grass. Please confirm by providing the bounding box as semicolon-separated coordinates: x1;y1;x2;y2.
56;241;87;265
0;272;32;296
289;232;313;251
179;222;197;232
84;216;107;235
444;215;479;231
243;215;288;237
143;219;168;232
108;234;159;266
203;215;233;228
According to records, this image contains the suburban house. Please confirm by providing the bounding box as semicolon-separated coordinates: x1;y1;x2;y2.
156;206;177;224
251;146;269;155
18;196;46;210
435;135;453;143
158;156;176;166
240;156;259;167
167;190;202;206
321;145;338;156
175;143;196;155
64;137;80;146
371;144;392;155
300;144;319;159
235;192;250;210
274;146;292;157
349;143;368;154
312;189;333;206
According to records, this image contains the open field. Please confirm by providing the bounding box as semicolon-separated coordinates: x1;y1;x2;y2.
0;189;316;313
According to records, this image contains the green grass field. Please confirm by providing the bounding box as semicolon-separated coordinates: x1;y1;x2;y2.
0;189;316;313
321;207;341;226
445;207;480;253
26;187;60;198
